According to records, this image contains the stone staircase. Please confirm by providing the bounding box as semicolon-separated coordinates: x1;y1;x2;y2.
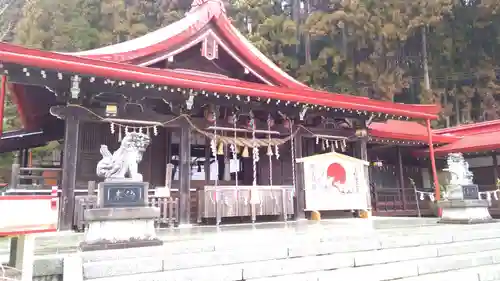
69;219;500;281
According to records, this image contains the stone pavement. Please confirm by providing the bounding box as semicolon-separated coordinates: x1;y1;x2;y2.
0;217;441;259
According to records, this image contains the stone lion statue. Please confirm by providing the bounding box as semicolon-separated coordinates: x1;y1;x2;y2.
444;152;473;186
96;131;151;181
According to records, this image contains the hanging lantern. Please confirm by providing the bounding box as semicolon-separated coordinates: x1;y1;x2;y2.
110;123;115;134
274;145;280;159
242;146;249;157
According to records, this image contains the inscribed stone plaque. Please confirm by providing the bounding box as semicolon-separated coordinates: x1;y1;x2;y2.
100;182;147;208
462;184;479;200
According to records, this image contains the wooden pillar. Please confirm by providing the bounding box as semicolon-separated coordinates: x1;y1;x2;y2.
60;115;80;230
204;138;211;183
294;134;306;219
179;122;191;225
356;135;371;210
396;146;406;210
492;153;498;186
425;119;440;202
0;75;6;137
21;149;29;168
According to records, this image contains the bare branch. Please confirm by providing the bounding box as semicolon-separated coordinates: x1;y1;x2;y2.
0;0;12;17
0;21;12;41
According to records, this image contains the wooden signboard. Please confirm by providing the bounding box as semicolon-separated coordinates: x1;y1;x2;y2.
0;195;58;236
0;195;59;281
297;152;369;211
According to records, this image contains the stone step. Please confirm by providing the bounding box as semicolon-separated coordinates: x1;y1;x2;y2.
248;263;500;281
81;236;500;279
11;218;497;257
397;263;500;281
79;225;500;264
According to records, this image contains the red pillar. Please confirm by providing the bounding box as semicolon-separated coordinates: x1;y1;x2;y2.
0;75;6;137
426;119;441;203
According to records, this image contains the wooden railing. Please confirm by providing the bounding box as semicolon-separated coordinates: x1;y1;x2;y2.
73;194;179;232
9;164;61;190
372;187;435;217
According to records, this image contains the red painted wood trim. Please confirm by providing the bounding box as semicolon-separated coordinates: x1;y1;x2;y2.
0;195;56;200
0;76;5;137
0;43;440;120
426;119;441;216
0;227;57;237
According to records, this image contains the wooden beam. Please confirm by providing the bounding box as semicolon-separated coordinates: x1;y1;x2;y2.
293;133;306;219
355;120;371;211
49;105;357;139
60;114;79;230
0;75;6;137
492;153;498;186
178;120;191;225
396;146;406;210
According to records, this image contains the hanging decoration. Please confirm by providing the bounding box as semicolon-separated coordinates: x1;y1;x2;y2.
231;113;239;188
107;119;160;140
415;190;436;202
210;107;218;158
241;144;249;158
479;189;500;202
267;114;274;185
289;118;297;200
250;112;259;186
63;104;357;155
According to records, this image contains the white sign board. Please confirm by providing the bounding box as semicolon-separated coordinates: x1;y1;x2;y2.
0;195;58;236
297;152;369;211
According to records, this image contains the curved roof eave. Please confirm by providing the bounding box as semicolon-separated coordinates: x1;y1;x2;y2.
61;0;307;90
0;41;441;120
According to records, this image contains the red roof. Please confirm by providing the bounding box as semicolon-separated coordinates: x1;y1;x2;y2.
425;131;500;155
0;42;440;120
0;0;440;127
369;120;460;144
410;119;500;155
433;120;500;136
65;0;308;90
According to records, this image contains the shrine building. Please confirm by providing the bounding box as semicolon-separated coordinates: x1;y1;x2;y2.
0;0;443;229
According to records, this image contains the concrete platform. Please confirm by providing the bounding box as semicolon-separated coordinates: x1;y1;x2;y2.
3;217;500;281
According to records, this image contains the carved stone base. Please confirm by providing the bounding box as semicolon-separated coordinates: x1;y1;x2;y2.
438;199;494;224
80;207;162;252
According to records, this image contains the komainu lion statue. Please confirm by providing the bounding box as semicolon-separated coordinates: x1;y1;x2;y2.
96;131;151;181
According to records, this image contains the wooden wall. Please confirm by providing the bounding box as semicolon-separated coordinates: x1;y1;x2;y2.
76;122;166;189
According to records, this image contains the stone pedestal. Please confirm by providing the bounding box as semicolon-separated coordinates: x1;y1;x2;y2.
438;184;493;224
79;181;163;251
439;200;493;224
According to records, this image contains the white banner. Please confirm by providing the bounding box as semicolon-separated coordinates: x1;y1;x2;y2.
299;152;369;211
0;196;58;236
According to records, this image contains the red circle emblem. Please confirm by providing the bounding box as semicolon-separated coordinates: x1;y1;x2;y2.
326;163;346;186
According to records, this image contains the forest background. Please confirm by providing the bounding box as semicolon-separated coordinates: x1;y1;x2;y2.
0;0;500;167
